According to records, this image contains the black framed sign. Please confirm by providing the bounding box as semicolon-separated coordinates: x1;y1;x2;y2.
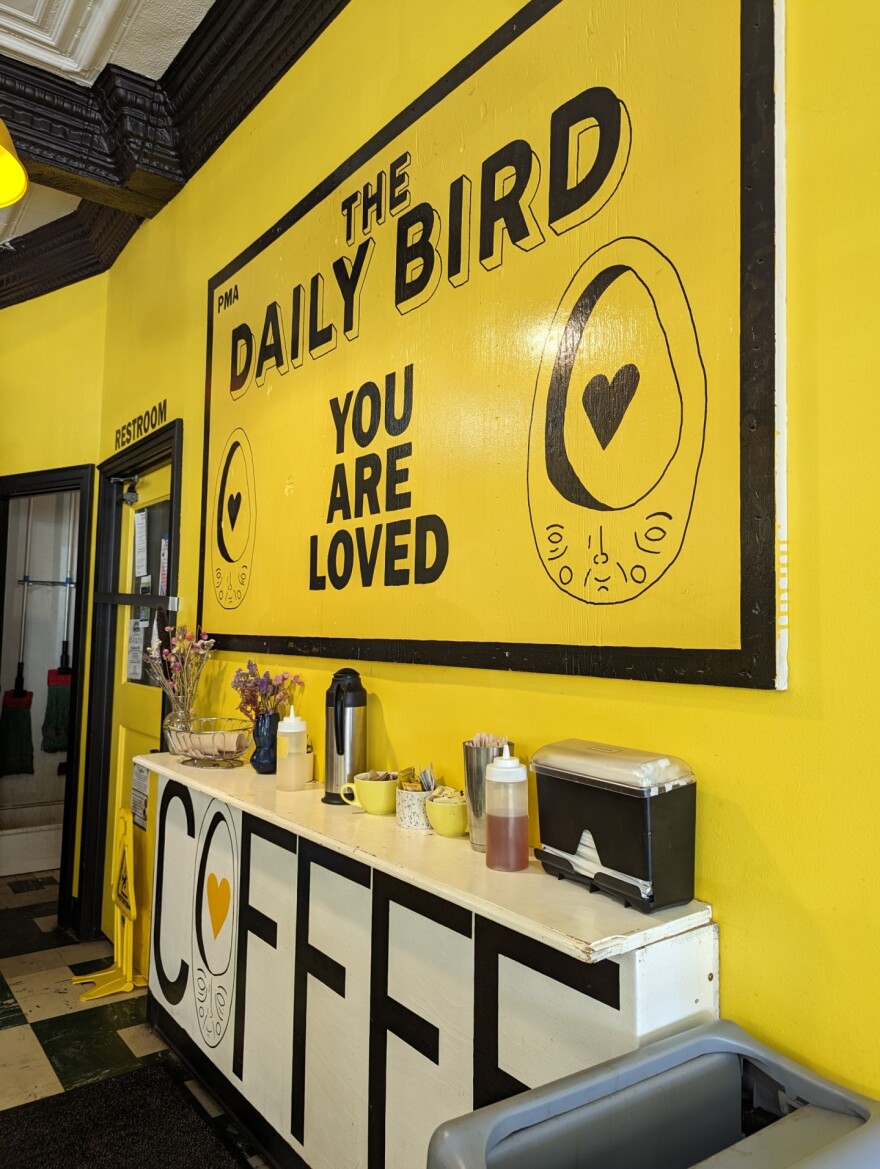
198;0;784;688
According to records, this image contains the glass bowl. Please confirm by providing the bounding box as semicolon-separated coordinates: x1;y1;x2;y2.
164;717;253;767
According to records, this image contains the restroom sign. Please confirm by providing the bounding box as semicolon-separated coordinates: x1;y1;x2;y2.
199;0;781;688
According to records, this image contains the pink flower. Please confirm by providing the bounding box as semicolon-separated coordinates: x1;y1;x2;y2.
231;661;303;720
142;624;213;710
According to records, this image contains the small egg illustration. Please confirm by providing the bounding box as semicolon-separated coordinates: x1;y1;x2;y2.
212;427;257;609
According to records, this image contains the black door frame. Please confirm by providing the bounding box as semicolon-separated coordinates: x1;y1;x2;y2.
0;464;95;930
77;421;183;939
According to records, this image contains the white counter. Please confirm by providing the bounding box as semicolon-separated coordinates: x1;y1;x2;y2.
136;752;711;964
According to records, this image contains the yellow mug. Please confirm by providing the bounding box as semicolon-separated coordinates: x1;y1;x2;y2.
340;774;398;815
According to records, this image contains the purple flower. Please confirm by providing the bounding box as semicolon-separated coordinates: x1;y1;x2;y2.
230;659;304;720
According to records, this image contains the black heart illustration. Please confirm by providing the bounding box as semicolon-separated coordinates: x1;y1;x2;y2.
582;363;640;450
227;492;242;530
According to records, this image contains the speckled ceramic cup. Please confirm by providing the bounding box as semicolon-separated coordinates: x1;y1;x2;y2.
395;786;433;829
396;785;454;829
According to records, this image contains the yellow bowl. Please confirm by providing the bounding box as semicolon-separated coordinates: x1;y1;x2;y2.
425;796;469;837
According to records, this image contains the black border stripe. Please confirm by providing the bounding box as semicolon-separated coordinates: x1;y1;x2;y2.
292;838;371;1143
738;0;777;681
369;871;473;1169
198;277;215;629
473;915;620;1109
373;868;473;936
198;0;777;690
233;813;297;1080
150;998;308;1169
152;780;195;1006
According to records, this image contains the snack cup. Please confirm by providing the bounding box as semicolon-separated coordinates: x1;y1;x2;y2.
425;796;469;837
395;786;434;830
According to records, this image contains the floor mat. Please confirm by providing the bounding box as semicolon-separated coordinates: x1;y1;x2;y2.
0;1060;250;1168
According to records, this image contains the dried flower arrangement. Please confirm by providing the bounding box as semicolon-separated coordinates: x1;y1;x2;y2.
144;625;215;715
231;660;304;722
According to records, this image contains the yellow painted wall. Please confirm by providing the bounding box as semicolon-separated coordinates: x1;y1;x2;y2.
1;0;878;1098
0;273;107;895
0;272;106;472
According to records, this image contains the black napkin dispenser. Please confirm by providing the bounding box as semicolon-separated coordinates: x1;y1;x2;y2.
531;738;696;913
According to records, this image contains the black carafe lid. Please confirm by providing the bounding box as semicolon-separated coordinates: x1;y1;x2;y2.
325;667;367;706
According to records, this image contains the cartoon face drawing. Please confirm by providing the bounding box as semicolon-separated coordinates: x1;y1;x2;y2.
527;238;706;604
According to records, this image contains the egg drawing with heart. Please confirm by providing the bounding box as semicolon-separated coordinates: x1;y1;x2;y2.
527;237;706;604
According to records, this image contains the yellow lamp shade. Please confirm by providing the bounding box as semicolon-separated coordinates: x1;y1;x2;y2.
0;118;27;208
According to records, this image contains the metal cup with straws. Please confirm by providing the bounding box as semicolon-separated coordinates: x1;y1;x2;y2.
462;732;512;853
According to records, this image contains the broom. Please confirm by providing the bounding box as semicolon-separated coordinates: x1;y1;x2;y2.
42;493;75;754
0;498;34;777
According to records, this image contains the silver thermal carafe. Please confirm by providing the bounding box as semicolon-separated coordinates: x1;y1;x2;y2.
323;667;367;804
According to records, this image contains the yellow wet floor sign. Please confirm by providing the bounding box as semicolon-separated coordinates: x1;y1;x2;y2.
72;808;147;1000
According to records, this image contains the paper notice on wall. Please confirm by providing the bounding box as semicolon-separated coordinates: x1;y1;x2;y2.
131;763;149;831
159;535;168;596
126;619;143;681
134;509;148;577
139;575;151;624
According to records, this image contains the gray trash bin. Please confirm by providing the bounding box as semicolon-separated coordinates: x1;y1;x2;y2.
427;1021;880;1168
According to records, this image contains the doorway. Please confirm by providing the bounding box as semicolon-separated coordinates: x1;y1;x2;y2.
102;461;172;972
0;491;79;877
0;466;94;932
78;422;182;943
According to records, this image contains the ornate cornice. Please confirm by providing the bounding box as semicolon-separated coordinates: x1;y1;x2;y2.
0;57;184;216
0;201;139;308
0;0;349;309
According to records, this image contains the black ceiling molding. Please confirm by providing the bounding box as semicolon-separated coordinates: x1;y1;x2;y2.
0;57;184;217
0;201;139;309
0;0;349;310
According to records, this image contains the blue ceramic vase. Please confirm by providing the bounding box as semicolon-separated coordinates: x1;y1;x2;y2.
251;711;279;774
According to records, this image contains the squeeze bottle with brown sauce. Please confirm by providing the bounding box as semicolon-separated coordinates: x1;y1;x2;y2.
485;744;529;872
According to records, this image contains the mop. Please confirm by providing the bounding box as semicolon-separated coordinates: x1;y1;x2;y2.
0;499;34;777
42;493;76;754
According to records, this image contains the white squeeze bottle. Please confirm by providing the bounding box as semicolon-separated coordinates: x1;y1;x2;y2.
276;714;310;791
485;744;529;871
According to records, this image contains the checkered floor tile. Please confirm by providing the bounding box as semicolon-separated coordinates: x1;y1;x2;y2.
0;871;269;1166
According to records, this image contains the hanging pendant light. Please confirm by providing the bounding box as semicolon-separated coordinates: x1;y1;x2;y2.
0;118;28;209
